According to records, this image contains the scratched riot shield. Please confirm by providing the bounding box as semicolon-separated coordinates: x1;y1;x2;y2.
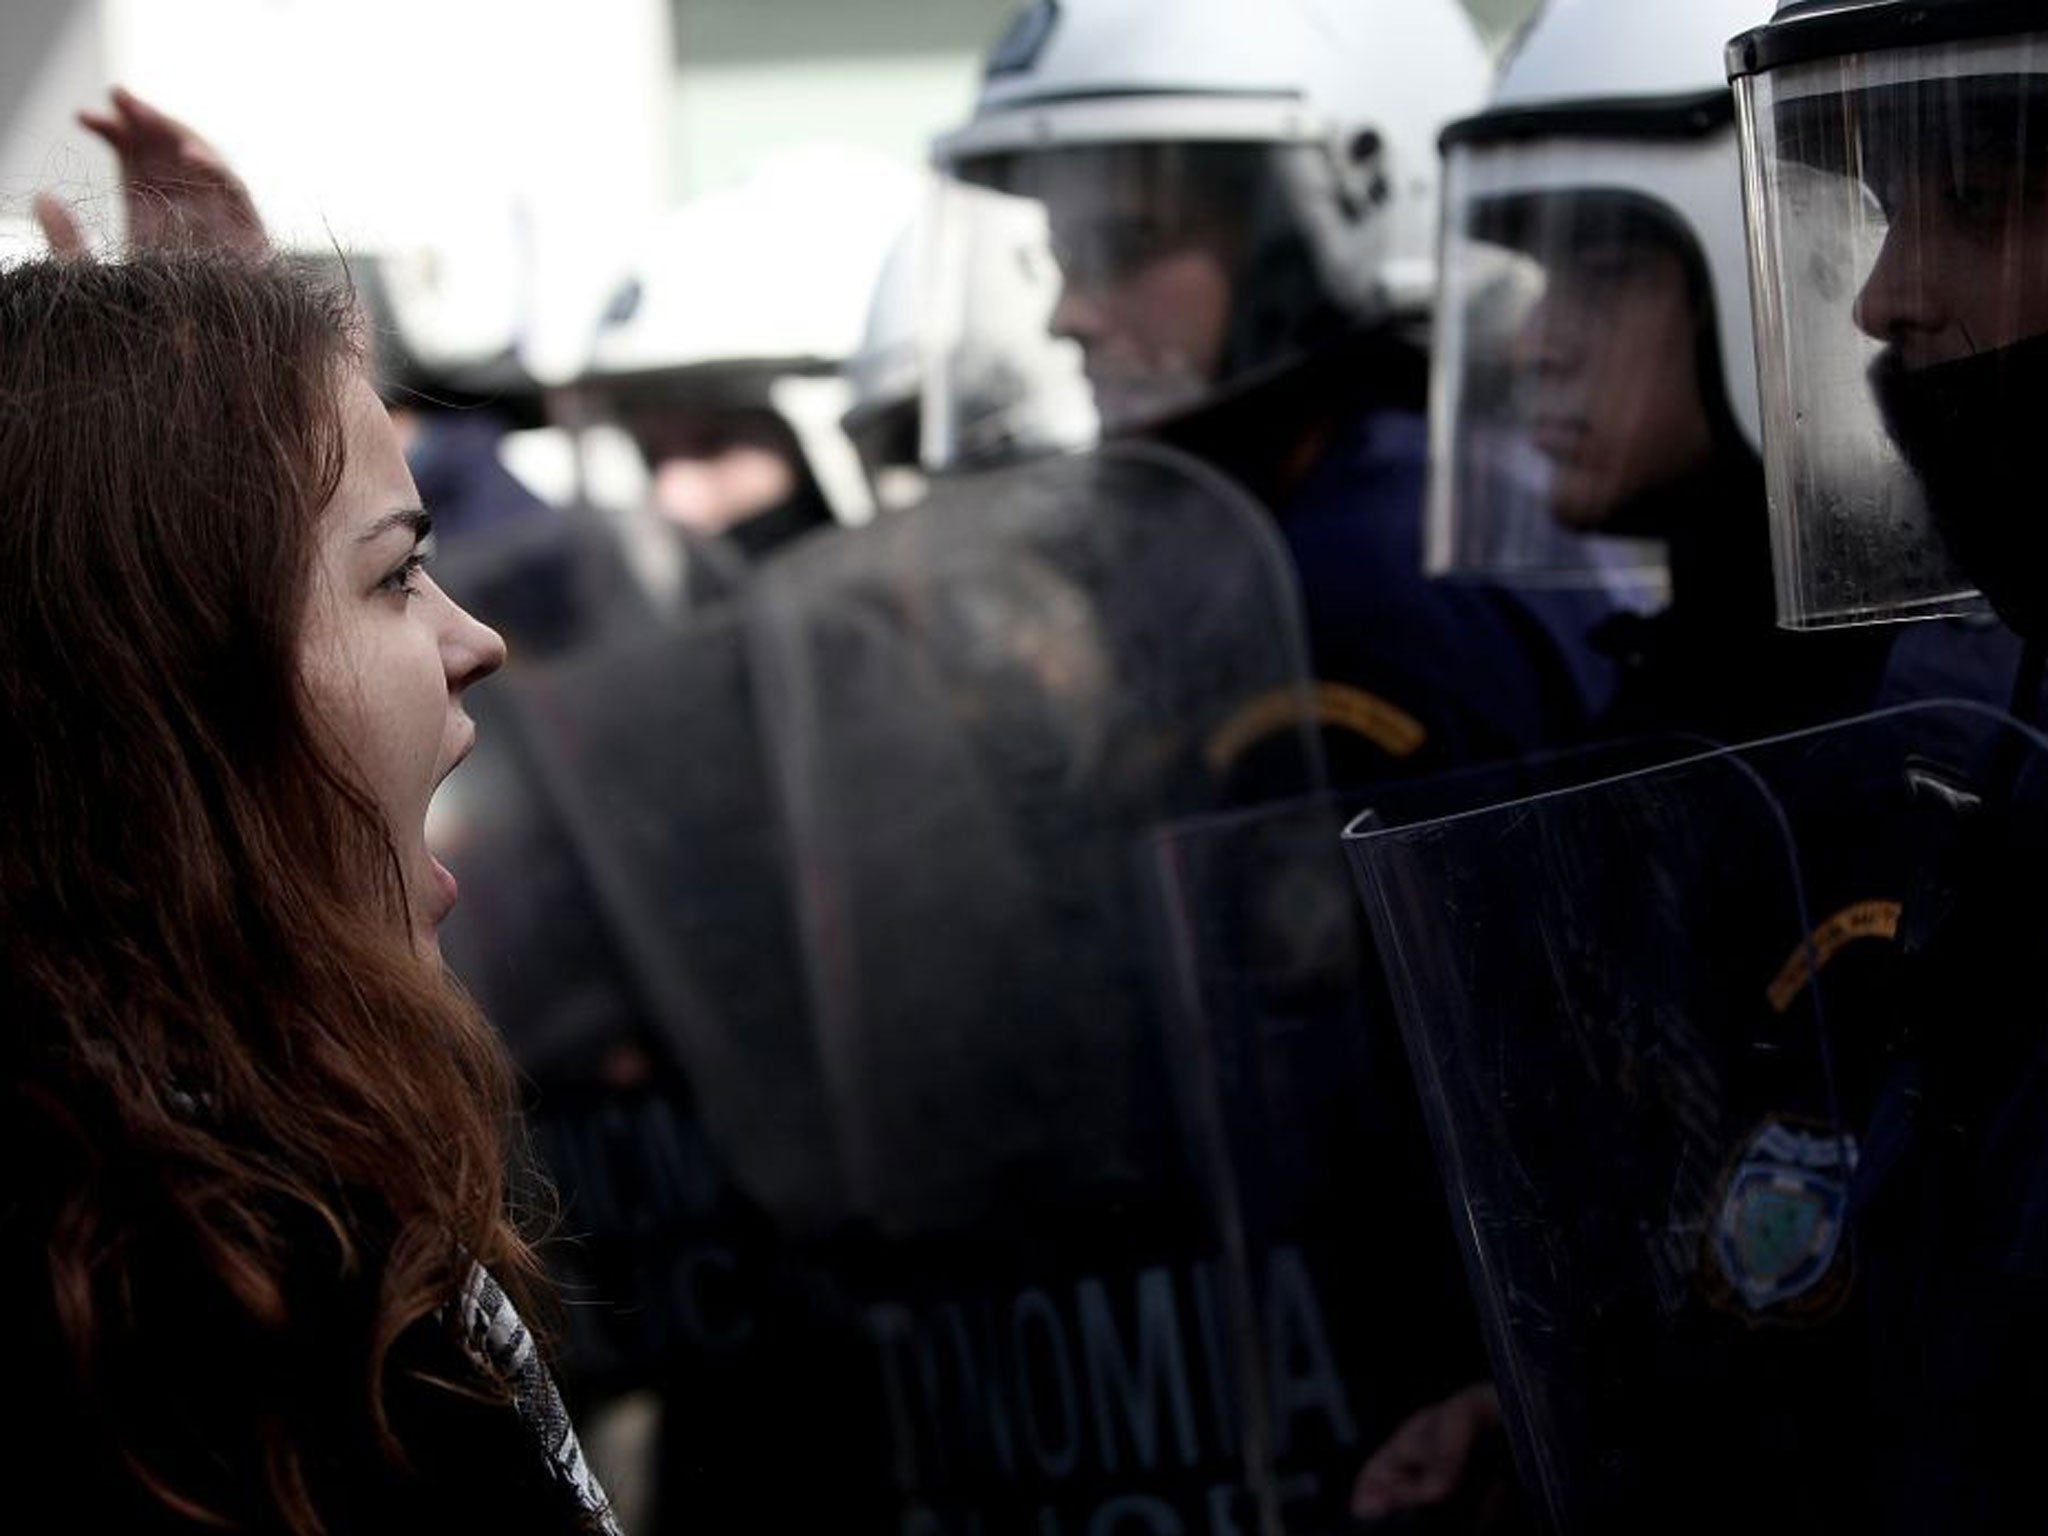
753;443;1318;1219
438;568;881;1532
431;508;670;1082
739;442;1327;1536
508;443;1325;1532
1343;701;2048;1534
1137;735;1704;1534
431;495;756;1082
1136;791;1454;1535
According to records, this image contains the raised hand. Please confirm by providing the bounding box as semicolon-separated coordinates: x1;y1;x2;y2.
31;191;88;258
42;86;267;257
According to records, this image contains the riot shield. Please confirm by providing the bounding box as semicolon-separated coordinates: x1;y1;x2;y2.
429;510;654;1075
746;443;1321;1237
1137;740;1700;1535
1140;792;1462;1535
429;503;844;1509
1343;700;2048;1534
501;443;1328;1532
434;565;880;1531
751;443;1327;1534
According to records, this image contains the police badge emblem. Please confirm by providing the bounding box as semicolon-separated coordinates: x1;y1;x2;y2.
1707;1117;1858;1320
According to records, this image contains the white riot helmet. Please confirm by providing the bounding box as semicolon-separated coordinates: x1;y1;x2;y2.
1730;0;2031;633
1428;0;1772;593
282;237;539;420
924;0;1489;462
333;243;541;420
842;181;1097;507
579;146;922;532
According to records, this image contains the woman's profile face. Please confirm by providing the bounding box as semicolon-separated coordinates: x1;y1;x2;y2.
298;372;506;957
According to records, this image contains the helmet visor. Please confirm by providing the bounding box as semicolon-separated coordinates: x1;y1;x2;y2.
1734;35;2048;628
1430;145;1718;596
915;179;1099;470
928;140;1349;462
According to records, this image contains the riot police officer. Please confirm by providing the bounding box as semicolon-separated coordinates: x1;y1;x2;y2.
1360;2;2048;1527
925;0;1618;782
1731;2;2048;1524
1423;0;1907;746
1355;3;1890;1522
1358;5;2048;1527
1732;0;2048;655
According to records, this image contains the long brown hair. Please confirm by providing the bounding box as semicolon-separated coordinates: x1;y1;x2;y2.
0;254;544;1531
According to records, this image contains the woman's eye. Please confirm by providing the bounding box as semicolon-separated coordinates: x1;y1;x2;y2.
378;551;430;598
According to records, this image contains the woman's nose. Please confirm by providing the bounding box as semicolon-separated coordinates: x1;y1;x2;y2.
439;585;507;693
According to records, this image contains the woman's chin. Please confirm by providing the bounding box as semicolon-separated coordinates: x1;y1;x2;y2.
425;852;459;920
411;924;445;966
405;850;460;961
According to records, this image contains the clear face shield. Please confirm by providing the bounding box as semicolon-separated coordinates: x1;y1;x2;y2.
914;180;1100;470
1431;151;1741;596
1736;36;2048;631
928;141;1343;462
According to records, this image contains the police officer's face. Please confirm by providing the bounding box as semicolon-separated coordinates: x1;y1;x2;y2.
1046;217;1233;435
996;144;1248;435
1842;121;2048;635
1511;238;1717;529
619;401;804;534
1854;150;2048;364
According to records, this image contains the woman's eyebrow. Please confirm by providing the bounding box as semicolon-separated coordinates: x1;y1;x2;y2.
356;506;432;545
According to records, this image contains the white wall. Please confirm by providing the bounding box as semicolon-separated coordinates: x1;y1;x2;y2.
1465;0;1542;52
0;0;1540;361
667;0;1015;200
8;0;672;375
100;0;669;248
0;0;111;241
666;0;1542;206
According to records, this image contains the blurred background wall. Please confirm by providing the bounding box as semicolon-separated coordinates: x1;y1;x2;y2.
1;0;1539;235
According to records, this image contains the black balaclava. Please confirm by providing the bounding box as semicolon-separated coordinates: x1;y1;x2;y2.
1871;333;2048;642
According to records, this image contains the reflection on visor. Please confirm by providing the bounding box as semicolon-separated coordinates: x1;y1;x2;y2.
1049;214;1214;288
937;141;1338;444
1771;67;2048;181
1469;191;1694;268
962;144;1264;284
948;145;1265;439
